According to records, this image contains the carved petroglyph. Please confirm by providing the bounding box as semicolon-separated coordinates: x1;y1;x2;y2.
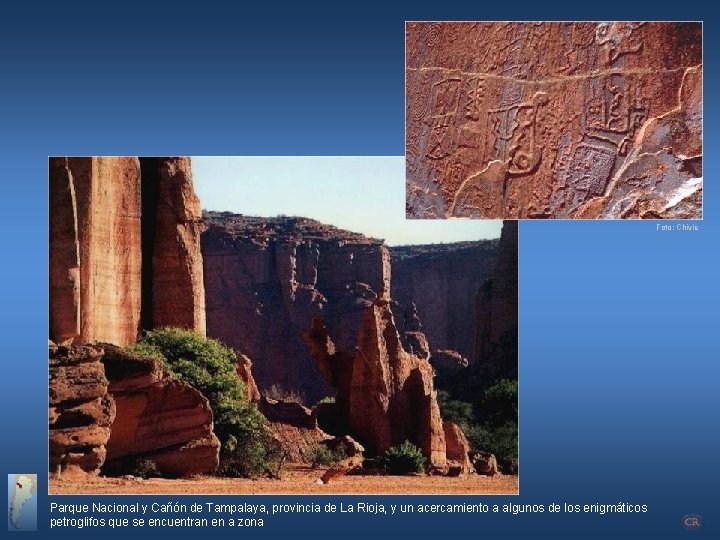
424;77;462;160
464;77;485;121
427;23;443;48
503;93;548;176
406;21;702;219
584;76;650;155
566;143;616;206
595;22;645;66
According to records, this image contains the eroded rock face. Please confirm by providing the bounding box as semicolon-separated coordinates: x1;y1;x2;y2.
475;221;518;384
49;157;212;477
49;156;206;346
443;421;472;474
391;241;498;361
259;397;331;462
473;452;499;476
101;346;219;477
49;343;114;475
143;157;206;331
49;157;142;345
406;22;702;219
237;353;261;404
202;213;391;403
304;296;447;468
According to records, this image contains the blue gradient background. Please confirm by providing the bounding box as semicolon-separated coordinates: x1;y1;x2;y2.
1;2;716;538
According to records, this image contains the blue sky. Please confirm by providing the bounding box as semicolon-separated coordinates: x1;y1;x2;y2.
191;156;501;246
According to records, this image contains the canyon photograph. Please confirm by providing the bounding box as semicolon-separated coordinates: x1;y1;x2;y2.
406;21;702;219
49;157;518;495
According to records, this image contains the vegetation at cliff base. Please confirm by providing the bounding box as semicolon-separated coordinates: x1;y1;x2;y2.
380;441;427;474
438;379;518;471
127;327;284;477
305;443;346;469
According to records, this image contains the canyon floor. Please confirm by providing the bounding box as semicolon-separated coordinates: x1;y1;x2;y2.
49;465;518;495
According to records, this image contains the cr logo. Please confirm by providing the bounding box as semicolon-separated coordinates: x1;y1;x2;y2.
682;515;703;530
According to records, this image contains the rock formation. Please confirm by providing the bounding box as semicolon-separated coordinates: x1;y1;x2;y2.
405;22;702;219
473;452;499;476
259;398;331;462
237;353;261;403
49;156;205;346
443;421;472;473
49;342;115;475
304;295;448;468
101;345;219;477
391;241;498;361
202;212;390;402
49;157;142;345
320;455;364;484
49;156;211;476
475;221;518;383
141;157;206;332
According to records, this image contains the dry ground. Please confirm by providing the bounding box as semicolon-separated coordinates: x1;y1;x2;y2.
49;464;518;495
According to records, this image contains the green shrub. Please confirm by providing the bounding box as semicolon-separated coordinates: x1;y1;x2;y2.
127;328;283;478
380;441;426;475
480;379;518;425
219;428;286;479
465;421;518;466
484;379;518;402
124;341;165;361
133;458;160;479
305;443;346;469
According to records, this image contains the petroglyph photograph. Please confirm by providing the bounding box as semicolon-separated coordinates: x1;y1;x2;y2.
406;22;702;219
49;157;518;495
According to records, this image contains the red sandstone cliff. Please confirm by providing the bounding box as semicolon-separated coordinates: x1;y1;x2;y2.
202;213;391;403
304;296;448;469
49;156;206;346
49;156;210;477
142;157;206;333
101;345;219;477
475;221;519;383
49;157;142;345
49;343;114;475
390;241;498;362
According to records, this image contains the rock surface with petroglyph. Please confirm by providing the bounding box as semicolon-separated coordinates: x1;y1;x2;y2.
406;22;702;219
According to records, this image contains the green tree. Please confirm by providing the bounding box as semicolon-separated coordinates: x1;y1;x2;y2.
437;390;475;432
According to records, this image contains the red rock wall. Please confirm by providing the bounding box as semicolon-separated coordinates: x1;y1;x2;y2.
305;297;447;468
49;160;81;343
146;157;206;332
49;156;206;346
49;157;142;345
475;221;518;382
353;298;447;466
101;346;219;477
49;343;115;475
202;213;390;403
391;241;498;361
